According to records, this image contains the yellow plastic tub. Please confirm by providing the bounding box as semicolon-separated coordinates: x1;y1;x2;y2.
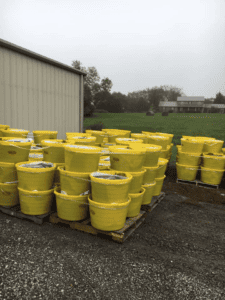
130;144;162;167
200;167;224;185
177;151;201;166
130;134;148;144
68;136;96;146
141;182;156;204
90;170;132;204
202;153;225;170
29;153;43;161
154;133;174;144
0;141;31;163
0;125;10;137
222;148;225;155
115;138;144;146
58;166;90;195
88;195;131;231
1;128;29;138
33;131;58;145
16;161;56;191
54;186;89;221
153;175;166;196
176;163;198;181
85;130;106;144
181;138;204;154
109;147;146;172
64;145;102;172
143;165;158;184
0;182;19;206
18;187;54;215
126;167;146;193
203;140;224;154
0;162;17;183
127;187;146;217
147;135;170;150
66;132;92;139
41;140;66;163
156;158;168;178
53;163;65;186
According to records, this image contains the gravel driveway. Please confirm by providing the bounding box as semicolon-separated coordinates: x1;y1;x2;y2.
0;186;225;299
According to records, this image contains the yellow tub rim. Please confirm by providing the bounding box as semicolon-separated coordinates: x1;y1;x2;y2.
88;194;131;209
54;186;90;200
64;144;102;153
16;161;56;173
90;170;133;186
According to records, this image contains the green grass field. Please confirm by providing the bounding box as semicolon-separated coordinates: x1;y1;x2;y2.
83;113;225;163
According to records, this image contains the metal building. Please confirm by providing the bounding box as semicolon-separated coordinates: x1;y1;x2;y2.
0;38;86;139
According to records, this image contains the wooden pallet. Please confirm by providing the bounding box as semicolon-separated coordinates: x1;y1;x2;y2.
176;179;219;190
0;204;51;225
141;192;165;212
49;210;149;243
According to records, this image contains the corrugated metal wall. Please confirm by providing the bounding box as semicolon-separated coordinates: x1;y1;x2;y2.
0;46;83;139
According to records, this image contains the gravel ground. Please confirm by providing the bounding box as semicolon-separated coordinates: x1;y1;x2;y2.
0;187;225;299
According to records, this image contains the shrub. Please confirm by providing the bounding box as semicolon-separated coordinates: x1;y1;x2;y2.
84;122;104;131
162;112;169;116
95;109;109;113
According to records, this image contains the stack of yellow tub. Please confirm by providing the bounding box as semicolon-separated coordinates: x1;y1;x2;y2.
16;161;56;215
88;170;133;230
176;137;204;181
198;137;225;185
41;139;68;187
0;138;33;205
108;145;146;217
176;136;225;183
200;153;225;185
142;132;171;159
0;137;25;207
131;143;166;200
54;144;102;221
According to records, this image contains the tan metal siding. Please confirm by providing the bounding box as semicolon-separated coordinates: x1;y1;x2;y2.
0;46;81;139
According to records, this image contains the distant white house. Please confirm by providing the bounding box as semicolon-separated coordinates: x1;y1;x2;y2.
159;96;225;113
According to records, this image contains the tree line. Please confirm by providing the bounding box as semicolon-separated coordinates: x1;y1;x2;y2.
72;60;225;116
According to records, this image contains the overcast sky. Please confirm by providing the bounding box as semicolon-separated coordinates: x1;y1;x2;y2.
1;0;225;98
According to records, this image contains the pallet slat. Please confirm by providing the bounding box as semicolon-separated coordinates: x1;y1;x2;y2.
0;205;51;225
176;179;219;189
49;193;164;243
